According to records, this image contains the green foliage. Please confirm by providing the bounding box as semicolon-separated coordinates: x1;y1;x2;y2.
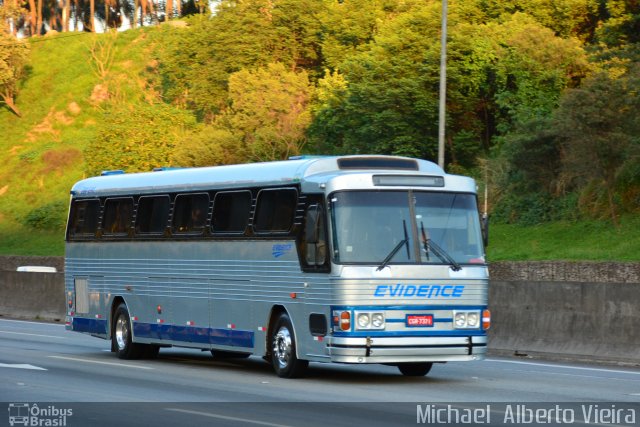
85;101;197;175
0;32;30;116
490;13;590;134
22;200;68;230
226;63;313;161
492;62;639;226
156;0;324;120
175;63;313;164
553;65;640;223
172;125;245;167
1;1;640;260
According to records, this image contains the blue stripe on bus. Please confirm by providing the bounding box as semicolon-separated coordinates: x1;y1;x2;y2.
134;322;254;347
72;318;254;348
72;317;107;335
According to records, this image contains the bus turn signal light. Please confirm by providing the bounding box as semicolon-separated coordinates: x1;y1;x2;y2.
482;309;491;330
340;311;351;331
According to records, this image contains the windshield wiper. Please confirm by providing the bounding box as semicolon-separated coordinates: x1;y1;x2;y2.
420;222;462;271
377;220;410;271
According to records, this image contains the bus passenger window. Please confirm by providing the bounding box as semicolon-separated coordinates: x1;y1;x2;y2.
136;196;170;234
68;199;100;238
253;188;297;233
212;191;251;234
172;193;209;234
102;198;134;236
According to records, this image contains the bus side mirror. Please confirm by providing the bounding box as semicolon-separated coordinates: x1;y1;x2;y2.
305;205;326;266
481;213;489;247
305;205;320;244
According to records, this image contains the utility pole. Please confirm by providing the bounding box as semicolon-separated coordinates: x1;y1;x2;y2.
437;0;447;170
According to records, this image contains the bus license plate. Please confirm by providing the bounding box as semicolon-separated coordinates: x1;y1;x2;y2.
406;314;434;327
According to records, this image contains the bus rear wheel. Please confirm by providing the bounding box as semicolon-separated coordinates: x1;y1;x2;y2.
397;362;433;377
270;313;308;378
112;303;146;360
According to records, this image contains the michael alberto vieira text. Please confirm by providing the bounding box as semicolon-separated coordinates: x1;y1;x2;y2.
416;404;637;425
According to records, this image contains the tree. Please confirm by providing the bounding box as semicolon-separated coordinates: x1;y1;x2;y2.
85;102;196;176
226;62;313;161
0;31;29;116
173;63;313;165
553;66;640;225
309;3;443;160
490;13;590;134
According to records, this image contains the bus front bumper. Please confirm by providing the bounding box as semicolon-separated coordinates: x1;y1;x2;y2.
325;335;487;364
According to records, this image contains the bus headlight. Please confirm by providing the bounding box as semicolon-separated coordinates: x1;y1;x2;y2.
467;312;479;327
357;313;370;329
355;311;385;330
453;310;481;329
371;313;385;328
454;312;466;328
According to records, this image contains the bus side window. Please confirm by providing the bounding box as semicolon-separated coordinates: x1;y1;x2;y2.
304;204;327;267
136;196;170;234
172;193;209;234
68;199;100;238
253;188;297;233
212;190;251;234
102;198;134;236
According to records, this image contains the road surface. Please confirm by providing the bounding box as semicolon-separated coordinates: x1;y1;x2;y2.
1;319;638;426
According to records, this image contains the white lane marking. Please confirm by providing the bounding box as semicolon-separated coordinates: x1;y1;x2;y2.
487;358;640;375
165;408;295;427
0;319;64;327
48;355;154;370
0;363;47;370
0;330;65;339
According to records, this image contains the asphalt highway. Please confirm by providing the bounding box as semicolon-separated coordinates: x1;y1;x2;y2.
1;319;638;427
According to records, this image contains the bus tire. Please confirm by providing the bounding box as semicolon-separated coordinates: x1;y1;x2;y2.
397;362;433;377
270;313;308;378
112;303;145;360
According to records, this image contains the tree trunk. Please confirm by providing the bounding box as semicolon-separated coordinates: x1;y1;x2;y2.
166;0;173;20
104;0;109;28
36;0;42;34
89;0;95;31
132;0;138;28
176;0;180;17
62;0;69;32
27;0;36;35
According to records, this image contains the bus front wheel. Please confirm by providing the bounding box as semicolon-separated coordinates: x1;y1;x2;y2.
112;303;145;360
397;362;433;377
270;313;308;378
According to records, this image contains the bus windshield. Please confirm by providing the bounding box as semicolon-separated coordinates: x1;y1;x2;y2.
330;191;485;266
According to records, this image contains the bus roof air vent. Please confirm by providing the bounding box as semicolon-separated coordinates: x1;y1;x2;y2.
337;157;419;171
100;170;125;176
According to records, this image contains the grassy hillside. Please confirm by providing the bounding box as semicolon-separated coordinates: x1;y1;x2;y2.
0;29;155;255
1;29;638;261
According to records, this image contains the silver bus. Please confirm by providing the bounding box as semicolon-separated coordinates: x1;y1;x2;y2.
65;155;490;378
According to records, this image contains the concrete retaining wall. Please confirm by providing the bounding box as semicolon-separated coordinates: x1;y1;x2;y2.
0;271;66;322
0;255;64;273
488;280;639;364
0;256;638;364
